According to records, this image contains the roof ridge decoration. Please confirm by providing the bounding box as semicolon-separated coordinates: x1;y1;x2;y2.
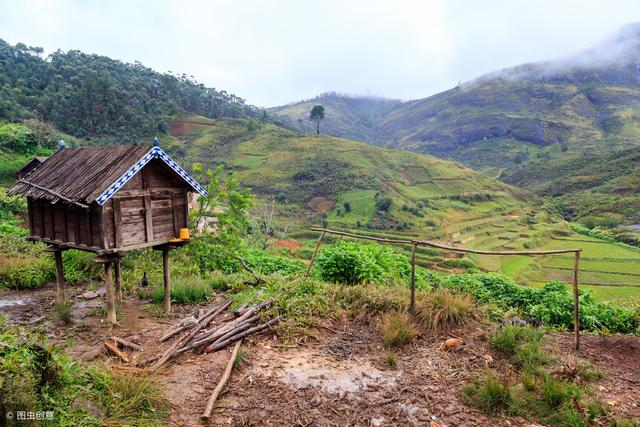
95;146;208;206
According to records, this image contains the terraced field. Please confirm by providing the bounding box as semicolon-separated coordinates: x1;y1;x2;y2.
166;116;640;303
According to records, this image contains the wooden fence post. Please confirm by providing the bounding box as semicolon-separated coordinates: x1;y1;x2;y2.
573;250;581;350
306;230;326;276
162;249;171;314
410;243;417;313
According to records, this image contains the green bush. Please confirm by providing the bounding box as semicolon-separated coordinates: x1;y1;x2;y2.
243;249;306;275
315;241;410;285
62;250;101;284
1;257;54;289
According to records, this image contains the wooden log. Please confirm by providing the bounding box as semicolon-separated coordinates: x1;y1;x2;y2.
53;248;66;305
186;317;258;355
104;261;117;324
410;243;417;314
110;336;143;352
573;250;581;350
305;230;326;276
104;341;129;363
177;301;270;353
152;300;231;370
114;256;122;305
201;339;243;421
159;324;190;343
204;317;281;353
162;249;171;314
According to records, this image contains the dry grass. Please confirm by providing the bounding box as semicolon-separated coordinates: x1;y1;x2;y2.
381;311;416;348
413;288;477;331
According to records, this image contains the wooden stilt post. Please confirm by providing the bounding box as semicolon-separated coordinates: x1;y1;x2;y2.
104;261;117;324
306;230;326;276
572;250;581;350
114;255;122;305
162;249;171;314
53;248;66;305
410;243;417;313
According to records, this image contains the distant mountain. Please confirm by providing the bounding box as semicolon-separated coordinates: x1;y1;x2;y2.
269;92;402;145
0;39;256;141
272;23;640;175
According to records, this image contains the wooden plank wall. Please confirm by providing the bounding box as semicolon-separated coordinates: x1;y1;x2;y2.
28;198;103;249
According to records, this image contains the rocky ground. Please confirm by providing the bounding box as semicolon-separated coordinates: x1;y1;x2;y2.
1;283;638;426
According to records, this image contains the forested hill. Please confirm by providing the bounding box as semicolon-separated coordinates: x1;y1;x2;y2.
0;39;256;141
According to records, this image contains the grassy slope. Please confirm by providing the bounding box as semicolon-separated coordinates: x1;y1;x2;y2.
269;93;402;145
165;116;640;302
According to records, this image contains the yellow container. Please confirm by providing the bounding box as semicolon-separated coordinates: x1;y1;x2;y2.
179;228;190;240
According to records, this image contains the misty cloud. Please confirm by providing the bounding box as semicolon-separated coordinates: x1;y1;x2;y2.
1;0;640;106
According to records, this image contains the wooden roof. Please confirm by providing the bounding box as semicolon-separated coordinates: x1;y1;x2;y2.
9;145;207;207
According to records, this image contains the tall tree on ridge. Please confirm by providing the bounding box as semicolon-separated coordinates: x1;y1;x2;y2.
309;105;325;135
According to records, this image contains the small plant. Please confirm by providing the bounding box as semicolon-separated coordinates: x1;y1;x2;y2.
54;301;72;325
385;351;397;368
381;311;415;348
541;377;575;408
234;346;248;367
461;373;512;414
522;370;537;391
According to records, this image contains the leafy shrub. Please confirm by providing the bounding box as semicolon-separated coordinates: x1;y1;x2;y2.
435;273;639;334
461;373;512;414
315;241;410;285
438;258;476;271
0;256;54;289
243;249;306;275
381;311;415;348
62;250;101;284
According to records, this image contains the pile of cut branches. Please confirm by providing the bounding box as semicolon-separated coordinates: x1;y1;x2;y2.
148;299;279;370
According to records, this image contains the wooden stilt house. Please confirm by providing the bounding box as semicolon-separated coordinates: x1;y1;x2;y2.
9;139;208;322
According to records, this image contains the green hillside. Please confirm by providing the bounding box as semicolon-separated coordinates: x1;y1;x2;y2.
271;24;640;227
163;116;640;302
269;92;402;145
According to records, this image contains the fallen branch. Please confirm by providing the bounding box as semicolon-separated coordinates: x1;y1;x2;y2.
204;317;281;353
152;300;231;370
235;256;264;285
201;340;243;421
110;336;143;352
104;341;130;363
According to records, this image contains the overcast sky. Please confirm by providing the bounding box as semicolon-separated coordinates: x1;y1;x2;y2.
1;0;640;107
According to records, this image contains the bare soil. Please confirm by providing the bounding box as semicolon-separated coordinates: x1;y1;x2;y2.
1;284;639;426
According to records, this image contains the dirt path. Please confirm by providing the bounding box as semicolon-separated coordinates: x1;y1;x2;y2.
2;285;639;426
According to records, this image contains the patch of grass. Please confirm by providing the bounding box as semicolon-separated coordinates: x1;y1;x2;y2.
140;277;213;304
385;351;397;368
54;301;72;325
610;418;640;427
332;283;405;319
0;318;168;426
381;311;415;348
541;376;576;408
461;372;512;414
413;288;477;331
491;325;549;369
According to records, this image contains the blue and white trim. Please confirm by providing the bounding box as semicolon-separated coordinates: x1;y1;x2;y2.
95;147;208;206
